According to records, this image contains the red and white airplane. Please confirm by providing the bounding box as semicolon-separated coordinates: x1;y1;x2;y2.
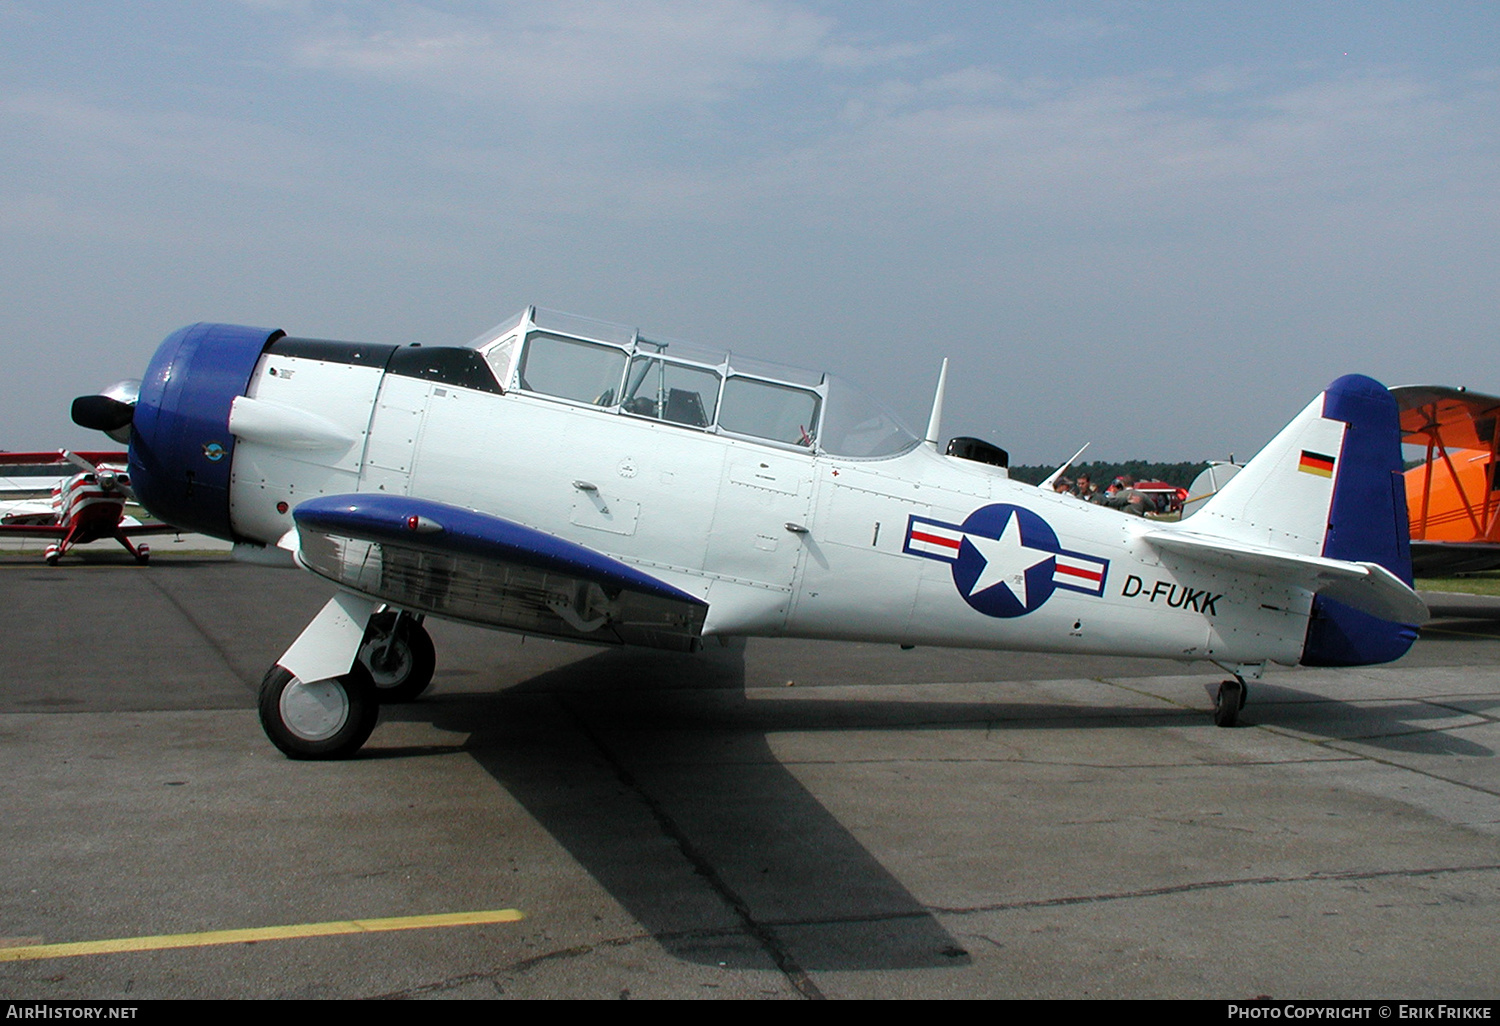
0;449;179;565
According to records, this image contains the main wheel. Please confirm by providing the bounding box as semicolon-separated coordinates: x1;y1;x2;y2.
258;663;378;759
1213;680;1244;728
358;613;436;703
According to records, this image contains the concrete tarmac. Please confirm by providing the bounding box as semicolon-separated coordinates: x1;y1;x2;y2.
1;552;1498;1000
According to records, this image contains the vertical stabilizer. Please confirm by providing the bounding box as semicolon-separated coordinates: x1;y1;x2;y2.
1191;390;1346;556
1192;374;1418;666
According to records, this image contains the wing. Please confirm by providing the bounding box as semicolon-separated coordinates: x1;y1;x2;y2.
1410;540;1500;576
1393;385;1500;549
1143;529;1429;625
0;451;127;467
290;494;708;652
0;523;66;536
1391;385;1500;450
0;451;124;501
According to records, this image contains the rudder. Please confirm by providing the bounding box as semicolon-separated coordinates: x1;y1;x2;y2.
1302;374;1418;665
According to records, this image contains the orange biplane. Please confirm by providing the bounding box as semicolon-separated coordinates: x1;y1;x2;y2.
1394;385;1500;575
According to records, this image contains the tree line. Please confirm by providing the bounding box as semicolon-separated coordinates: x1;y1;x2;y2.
1007;460;1211;489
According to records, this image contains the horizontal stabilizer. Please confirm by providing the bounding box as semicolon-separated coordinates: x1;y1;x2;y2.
292;494;708;651
1143;529;1428;625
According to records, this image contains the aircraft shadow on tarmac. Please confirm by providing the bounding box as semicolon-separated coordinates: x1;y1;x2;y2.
1219;678;1496;758
377;641;978;973
370;634;1494;971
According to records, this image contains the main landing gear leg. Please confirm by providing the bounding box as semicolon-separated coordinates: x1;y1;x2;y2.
116;533;150;564
45;524;83;565
358;609;436;703
259;592;380;759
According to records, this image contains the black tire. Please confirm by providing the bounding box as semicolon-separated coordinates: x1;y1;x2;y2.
258;662;378;760
358;614;436;704
1213;680;1243;728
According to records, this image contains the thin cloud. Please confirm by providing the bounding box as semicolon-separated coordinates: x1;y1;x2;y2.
0;90;326;194
289;0;837;109
1032;15;1131;44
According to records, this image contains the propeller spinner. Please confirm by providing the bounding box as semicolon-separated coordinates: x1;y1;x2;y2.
71;379;140;444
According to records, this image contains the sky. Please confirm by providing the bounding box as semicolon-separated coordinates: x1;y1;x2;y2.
2;1;1497;463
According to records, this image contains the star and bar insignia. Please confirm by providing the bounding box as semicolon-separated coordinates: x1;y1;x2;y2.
904;503;1109;619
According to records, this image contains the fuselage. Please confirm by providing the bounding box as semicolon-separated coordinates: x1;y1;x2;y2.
168;310;1311;668
1;471;128;539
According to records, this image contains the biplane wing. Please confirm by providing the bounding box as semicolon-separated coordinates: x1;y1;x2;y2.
1393;385;1500;575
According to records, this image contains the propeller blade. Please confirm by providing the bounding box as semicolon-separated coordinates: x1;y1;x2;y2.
62;450;98;474
71;394;134;433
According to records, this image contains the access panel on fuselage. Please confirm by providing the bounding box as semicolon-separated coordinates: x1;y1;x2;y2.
789;456;938;642
703;443;816;620
361;373;431;495
231;351;386;544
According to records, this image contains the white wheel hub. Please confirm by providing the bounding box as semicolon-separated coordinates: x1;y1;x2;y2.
279;678;350;741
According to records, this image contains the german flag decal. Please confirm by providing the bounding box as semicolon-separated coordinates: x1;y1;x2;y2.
1298;450;1336;477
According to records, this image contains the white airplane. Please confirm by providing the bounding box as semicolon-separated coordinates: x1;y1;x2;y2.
71;308;1427;758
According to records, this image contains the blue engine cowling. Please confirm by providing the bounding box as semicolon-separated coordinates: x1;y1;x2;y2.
129;323;283;540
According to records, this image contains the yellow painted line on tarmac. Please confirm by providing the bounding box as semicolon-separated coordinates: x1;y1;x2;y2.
0;909;525;962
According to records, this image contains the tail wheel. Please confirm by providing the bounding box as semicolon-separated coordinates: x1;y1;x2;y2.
358;613;436;704
258;663;378;760
1213;680;1245;728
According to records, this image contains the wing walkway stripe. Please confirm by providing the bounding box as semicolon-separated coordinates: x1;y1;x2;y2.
0;909;524;962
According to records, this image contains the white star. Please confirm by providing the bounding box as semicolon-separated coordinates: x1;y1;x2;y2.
964;513;1050;607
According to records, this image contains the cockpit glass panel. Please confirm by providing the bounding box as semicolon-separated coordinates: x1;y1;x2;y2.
482;334;519;388
465;309;528;350
719;377;820;447
621;357;721;428
517;333;627;405
818;375;920;457
531;308;635;347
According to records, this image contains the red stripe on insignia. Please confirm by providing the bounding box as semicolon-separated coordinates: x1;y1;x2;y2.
909;530;962;550
1056;563;1103;583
